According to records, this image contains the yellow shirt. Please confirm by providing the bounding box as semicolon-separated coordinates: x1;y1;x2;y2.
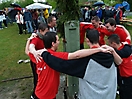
44;9;49;19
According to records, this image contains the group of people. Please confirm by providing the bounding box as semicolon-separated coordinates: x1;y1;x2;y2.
15;8;54;35
81;5;123;25
24;13;132;99
80;16;131;49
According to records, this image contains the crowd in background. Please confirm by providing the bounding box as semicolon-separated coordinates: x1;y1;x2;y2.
0;7;57;35
15;8;55;35
80;5;124;25
0;5;126;35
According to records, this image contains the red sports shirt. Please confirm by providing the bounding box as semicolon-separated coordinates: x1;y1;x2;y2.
105;26;131;44
29;36;44;63
29;49;68;99
30;36;44;50
80;22;107;45
118;44;132;77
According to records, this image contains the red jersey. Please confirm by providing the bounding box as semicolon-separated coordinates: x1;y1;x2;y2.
29;49;68;99
105;26;131;44
30;36;44;50
118;44;132;77
80;22;107;45
29;36;44;63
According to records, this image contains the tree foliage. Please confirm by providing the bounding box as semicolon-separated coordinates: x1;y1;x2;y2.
55;0;80;37
0;0;34;10
0;1;12;9
17;0;34;8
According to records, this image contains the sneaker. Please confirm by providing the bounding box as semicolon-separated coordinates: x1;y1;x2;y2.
23;59;30;63
17;60;24;64
31;95;34;99
116;91;119;95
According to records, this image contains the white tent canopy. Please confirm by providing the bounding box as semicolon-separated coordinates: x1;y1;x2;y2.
26;3;52;9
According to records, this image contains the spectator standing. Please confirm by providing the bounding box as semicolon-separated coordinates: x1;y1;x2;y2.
84;7;90;22
43;8;49;23
111;6;116;18
0;12;3;30
2;11;7;28
38;11;46;24
90;7;96;20
15;11;24;35
47;16;57;32
114;7;123;25
24;8;33;33
32;9;39;31
96;6;103;21
104;6;112;23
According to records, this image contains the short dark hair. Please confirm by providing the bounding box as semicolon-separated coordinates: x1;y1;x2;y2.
86;29;99;44
105;18;116;27
43;32;57;49
38;22;48;32
91;16;100;22
108;34;120;44
47;16;55;24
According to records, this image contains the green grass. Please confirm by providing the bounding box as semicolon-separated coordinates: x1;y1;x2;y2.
0;23;132;99
0;24;33;98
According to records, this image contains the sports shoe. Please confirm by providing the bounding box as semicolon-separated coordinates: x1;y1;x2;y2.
23;59;30;63
17;60;24;64
31;95;34;99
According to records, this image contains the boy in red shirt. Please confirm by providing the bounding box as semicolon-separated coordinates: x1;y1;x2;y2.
25;23;48;99
107;34;132;99
80;16;106;48
105;18;131;44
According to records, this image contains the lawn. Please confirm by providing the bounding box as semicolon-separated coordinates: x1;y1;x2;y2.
0;24;33;99
0;23;132;99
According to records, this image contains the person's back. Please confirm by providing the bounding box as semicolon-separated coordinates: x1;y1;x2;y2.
79;29;117;98
78;52;117;99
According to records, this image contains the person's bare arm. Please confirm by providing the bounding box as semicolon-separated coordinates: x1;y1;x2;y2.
29;44;42;62
25;33;37;55
101;45;122;65
68;47;109;60
112;49;122;65
25;38;31;55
